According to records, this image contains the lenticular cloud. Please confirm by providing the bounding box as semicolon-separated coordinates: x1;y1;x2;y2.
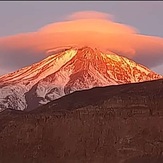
0;11;163;75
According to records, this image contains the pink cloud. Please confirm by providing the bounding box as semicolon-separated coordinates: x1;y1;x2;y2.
0;11;163;75
66;11;114;21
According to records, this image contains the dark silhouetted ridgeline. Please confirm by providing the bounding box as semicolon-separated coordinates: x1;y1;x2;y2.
0;79;163;163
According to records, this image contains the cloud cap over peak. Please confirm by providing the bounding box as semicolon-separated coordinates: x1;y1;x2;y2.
0;11;163;75
39;11;137;34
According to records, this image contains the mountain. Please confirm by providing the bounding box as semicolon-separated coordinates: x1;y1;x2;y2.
33;78;163;115
0;79;163;163
0;46;162;111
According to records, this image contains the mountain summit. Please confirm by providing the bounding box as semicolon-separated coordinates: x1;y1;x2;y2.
0;46;162;111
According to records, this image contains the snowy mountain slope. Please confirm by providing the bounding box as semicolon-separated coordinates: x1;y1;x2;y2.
0;46;162;111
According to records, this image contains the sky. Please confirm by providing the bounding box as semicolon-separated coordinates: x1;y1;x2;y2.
0;1;163;75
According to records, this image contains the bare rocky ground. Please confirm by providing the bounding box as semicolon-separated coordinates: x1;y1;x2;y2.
0;79;163;163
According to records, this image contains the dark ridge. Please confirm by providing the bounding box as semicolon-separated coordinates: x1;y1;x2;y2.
32;78;163;114
0;78;163;163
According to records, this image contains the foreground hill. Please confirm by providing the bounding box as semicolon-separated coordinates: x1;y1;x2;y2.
0;79;163;163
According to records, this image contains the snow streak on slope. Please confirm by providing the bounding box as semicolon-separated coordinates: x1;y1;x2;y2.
0;49;77;111
0;49;77;85
0;46;162;111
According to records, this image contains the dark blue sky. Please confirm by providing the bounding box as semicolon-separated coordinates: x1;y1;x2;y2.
0;1;163;74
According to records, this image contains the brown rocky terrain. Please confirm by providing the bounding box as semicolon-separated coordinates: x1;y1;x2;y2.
0;78;163;163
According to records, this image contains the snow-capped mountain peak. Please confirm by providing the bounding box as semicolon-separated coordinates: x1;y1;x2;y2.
0;46;162;111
